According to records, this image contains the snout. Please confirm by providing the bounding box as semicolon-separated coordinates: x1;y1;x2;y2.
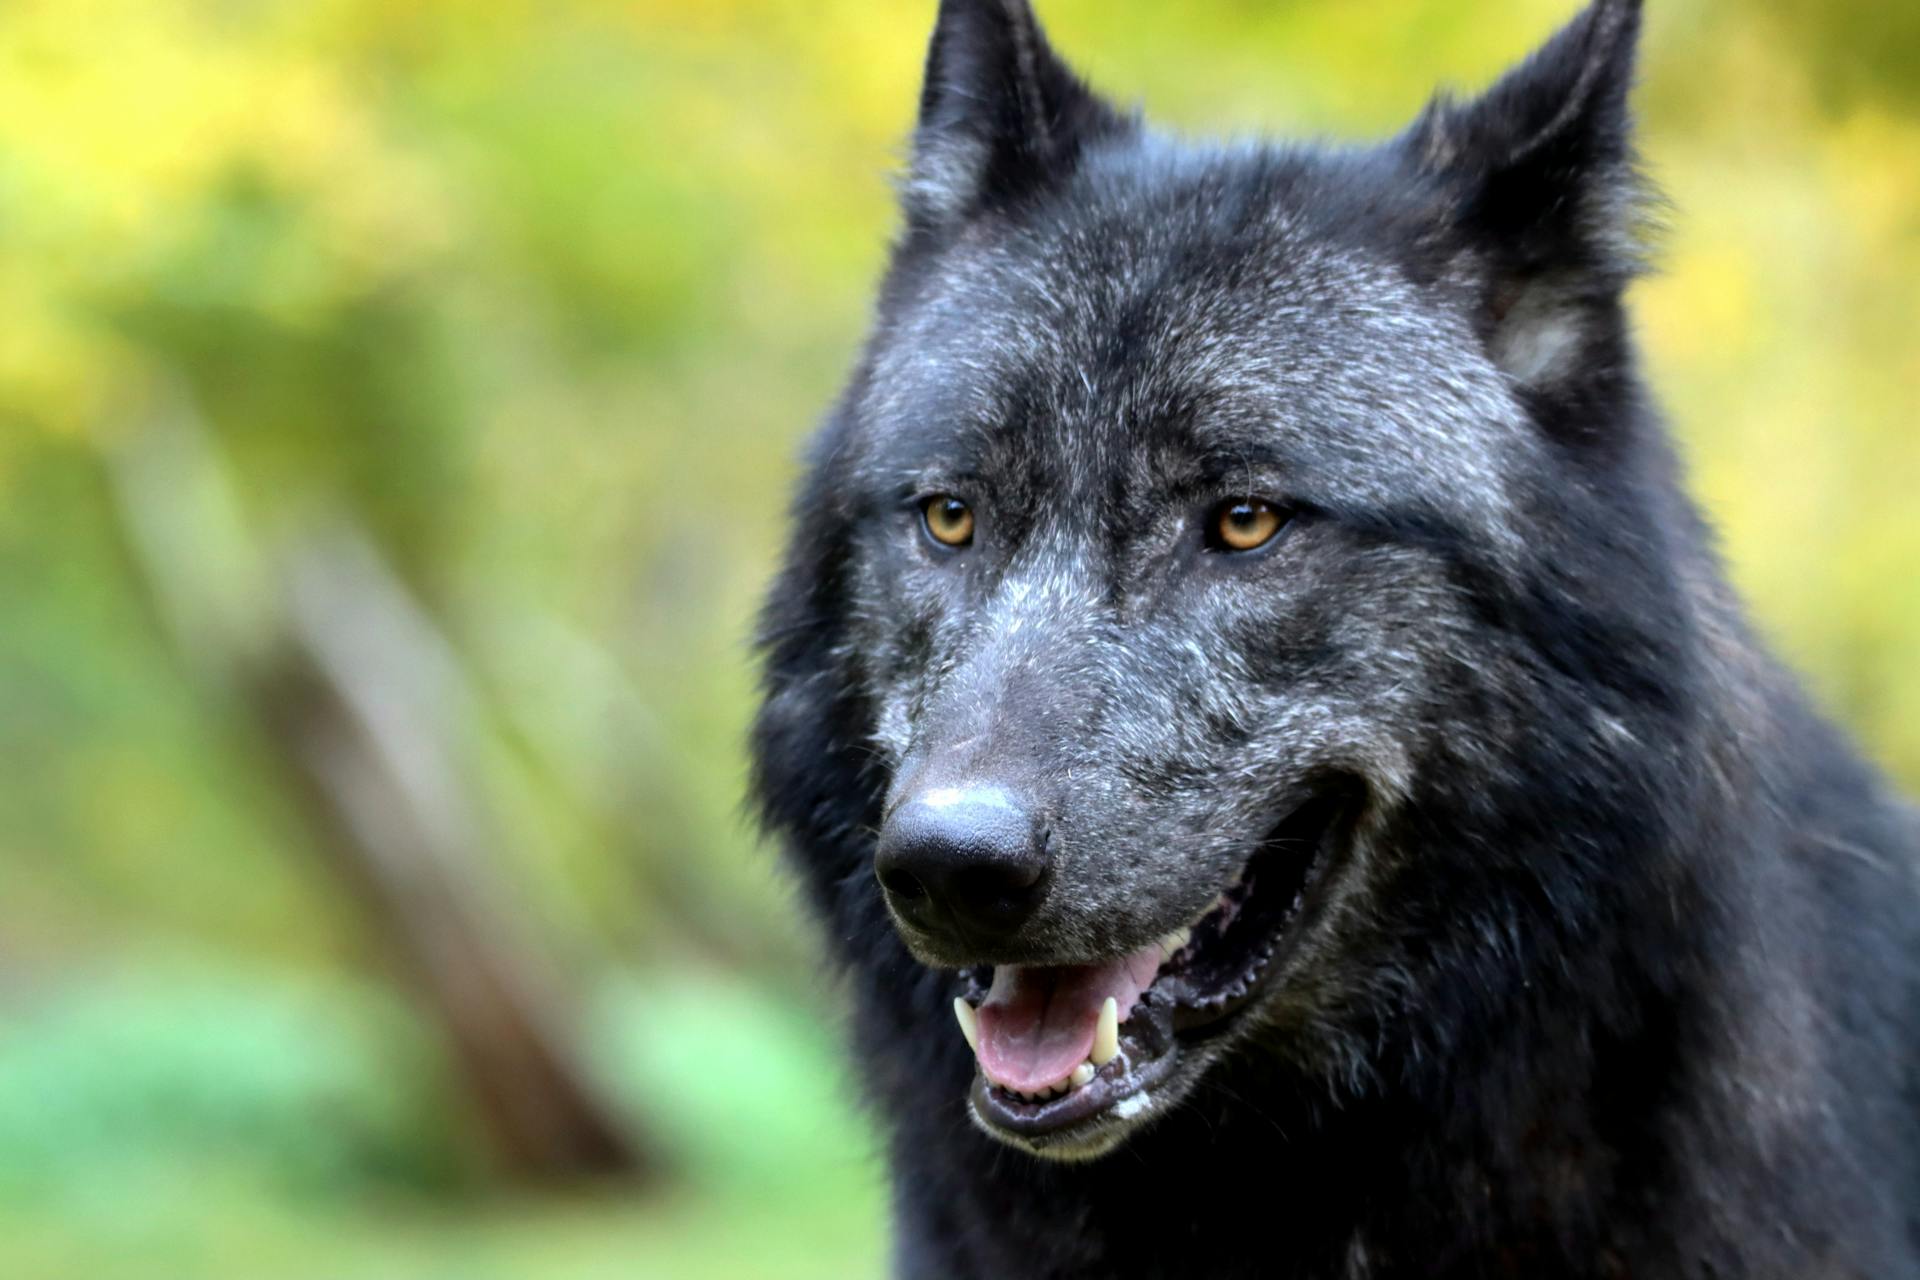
875;785;1052;955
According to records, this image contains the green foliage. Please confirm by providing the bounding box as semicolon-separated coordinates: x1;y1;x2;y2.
0;959;460;1204
0;1;1912;1275
592;975;880;1196
0;961;882;1279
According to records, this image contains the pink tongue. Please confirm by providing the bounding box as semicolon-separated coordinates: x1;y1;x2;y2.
973;945;1164;1093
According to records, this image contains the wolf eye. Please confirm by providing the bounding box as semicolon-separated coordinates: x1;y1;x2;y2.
921;495;975;548
1208;499;1289;553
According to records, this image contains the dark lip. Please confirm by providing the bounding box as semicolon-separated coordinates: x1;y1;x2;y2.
964;782;1359;1143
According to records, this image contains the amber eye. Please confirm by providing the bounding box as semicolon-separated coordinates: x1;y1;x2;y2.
1209;499;1288;553
922;495;975;548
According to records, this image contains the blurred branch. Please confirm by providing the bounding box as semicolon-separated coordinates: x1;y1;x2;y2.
104;399;649;1184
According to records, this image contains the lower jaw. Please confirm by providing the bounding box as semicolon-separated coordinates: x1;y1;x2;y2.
968;998;1184;1148
962;785;1359;1155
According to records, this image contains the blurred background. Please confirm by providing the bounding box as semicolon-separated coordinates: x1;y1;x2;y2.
0;0;1914;1276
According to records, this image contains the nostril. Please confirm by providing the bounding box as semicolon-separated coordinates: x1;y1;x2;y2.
877;864;930;901
955;857;1044;901
949;861;1046;922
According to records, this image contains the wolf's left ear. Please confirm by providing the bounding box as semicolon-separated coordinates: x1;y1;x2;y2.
1402;0;1650;409
906;0;1133;231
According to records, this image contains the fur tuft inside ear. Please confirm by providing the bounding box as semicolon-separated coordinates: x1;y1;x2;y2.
906;0;1132;231
1404;0;1653;400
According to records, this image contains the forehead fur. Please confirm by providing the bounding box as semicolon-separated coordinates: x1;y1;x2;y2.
858;138;1539;557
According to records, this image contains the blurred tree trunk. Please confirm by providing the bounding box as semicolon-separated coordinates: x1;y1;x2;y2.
105;403;648;1183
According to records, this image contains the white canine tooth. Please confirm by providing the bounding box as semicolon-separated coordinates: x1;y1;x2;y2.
1092;996;1120;1067
1070;1061;1095;1089
953;998;978;1053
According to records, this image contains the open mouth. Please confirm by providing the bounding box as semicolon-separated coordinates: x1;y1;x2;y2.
950;785;1357;1154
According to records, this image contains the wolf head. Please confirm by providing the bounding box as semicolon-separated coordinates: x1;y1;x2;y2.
755;0;1703;1161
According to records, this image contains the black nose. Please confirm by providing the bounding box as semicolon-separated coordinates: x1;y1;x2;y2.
875;786;1050;948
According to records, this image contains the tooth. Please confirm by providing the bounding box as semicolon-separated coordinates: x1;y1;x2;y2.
1070;1061;1095;1089
1160;926;1192;956
953;998;978;1053
1093;996;1119;1066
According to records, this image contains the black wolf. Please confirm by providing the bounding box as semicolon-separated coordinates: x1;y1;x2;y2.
750;1;1920;1274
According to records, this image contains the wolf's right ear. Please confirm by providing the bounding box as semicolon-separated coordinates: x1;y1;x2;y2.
906;0;1133;231
1401;0;1651;408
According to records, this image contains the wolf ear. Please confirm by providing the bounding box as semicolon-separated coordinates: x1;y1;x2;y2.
906;0;1132;230
1403;0;1650;406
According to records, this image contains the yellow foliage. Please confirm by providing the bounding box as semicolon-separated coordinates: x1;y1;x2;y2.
0;0;1915;970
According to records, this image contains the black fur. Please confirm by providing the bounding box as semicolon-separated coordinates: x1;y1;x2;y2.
751;2;1920;1275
